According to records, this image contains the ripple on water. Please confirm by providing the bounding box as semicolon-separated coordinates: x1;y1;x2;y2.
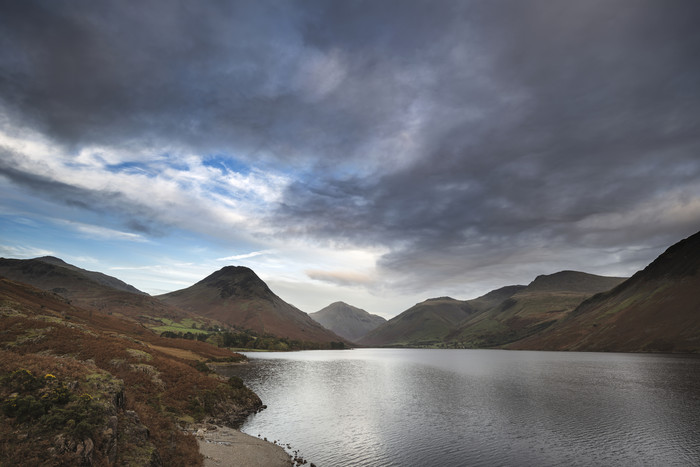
223;350;700;467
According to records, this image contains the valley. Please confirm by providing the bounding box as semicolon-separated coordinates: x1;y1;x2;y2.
1;230;699;465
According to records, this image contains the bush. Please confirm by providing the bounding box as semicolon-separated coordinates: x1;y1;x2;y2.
0;369;105;439
192;360;211;373
227;376;244;389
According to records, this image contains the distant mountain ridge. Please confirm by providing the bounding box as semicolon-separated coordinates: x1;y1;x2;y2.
309;302;386;342
360;271;626;348
0;256;145;295
445;271;626;348
359;296;481;347
2;229;699;353
36;256;147;295
524;270;627;293
157;266;347;344
0;256;221;327
0;257;346;345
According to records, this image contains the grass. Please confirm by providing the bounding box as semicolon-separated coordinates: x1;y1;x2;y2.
147;317;211;335
148;344;207;361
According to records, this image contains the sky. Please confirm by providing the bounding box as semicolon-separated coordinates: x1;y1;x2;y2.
1;0;699;318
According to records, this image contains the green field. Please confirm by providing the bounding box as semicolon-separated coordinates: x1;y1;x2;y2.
147;317;211;335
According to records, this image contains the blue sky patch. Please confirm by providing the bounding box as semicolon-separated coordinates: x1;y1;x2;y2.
105;161;155;177
202;155;251;176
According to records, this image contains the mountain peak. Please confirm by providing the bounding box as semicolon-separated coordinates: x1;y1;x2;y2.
35;256;69;265
206;265;257;277
425;296;457;302
196;266;273;300
310;301;386;342
159;266;346;343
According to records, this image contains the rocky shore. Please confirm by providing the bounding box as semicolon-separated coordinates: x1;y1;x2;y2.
193;424;292;467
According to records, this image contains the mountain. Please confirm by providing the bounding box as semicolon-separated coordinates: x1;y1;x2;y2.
446;271;627;348
309;302;386;342
33;256;146;294
359;271;626;348
358;297;480;347
157;266;347;344
510;231;700;352
0;256;144;296
0;256;209;325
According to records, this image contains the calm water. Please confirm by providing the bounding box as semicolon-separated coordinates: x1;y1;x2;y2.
222;349;700;466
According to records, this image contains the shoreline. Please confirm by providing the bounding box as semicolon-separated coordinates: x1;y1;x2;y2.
193;424;292;467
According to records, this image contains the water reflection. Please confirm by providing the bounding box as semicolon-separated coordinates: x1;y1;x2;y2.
219;350;700;466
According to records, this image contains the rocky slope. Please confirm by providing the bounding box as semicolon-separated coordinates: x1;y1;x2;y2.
510;231;700;352
309;302;386;342
0;277;262;466
157;266;347;345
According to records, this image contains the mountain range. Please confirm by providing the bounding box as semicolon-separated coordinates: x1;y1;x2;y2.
1;229;699;353
359;272;627;348
0;257;346;346
361;231;700;352
0;256;209;325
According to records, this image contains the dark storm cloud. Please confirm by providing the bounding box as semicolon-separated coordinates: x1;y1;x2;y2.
0;0;434;168
1;0;700;292
271;0;700;287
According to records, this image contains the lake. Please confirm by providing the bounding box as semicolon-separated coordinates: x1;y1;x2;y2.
222;349;700;466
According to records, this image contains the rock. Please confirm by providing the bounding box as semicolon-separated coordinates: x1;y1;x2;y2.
104;415;119;463
75;437;94;464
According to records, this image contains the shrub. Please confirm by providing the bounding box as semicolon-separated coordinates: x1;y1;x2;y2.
192;361;211;373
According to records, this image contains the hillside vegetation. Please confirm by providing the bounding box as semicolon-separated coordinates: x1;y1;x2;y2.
0;278;261;466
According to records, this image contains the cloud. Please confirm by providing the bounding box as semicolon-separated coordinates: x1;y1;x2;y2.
0;244;53;259
0;127;287;245
216;250;275;261
1;0;699;302
55;220;148;242
305;269;374;287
